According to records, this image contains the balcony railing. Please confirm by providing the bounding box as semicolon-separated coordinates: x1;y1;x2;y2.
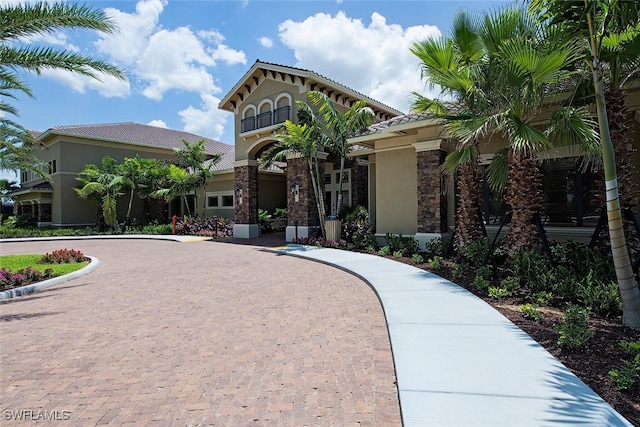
240;106;291;134
274;106;290;125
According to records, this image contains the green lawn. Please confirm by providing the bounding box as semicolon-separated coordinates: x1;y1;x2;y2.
1;254;88;276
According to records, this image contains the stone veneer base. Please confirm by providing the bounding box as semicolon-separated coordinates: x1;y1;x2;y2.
233;223;260;239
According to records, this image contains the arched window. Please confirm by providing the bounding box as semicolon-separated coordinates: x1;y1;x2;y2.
274;93;292;125
257;100;273;129
241;105;257;133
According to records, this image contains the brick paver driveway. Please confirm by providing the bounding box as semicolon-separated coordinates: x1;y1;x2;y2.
0;239;400;426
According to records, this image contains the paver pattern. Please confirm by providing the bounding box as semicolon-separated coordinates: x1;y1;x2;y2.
1;239;400;426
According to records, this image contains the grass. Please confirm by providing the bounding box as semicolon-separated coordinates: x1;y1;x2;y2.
1;254;89;277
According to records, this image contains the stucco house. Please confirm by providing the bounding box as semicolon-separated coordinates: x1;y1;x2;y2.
12;59;640;247
222;61;640;245
11;123;242;227
219;60;402;240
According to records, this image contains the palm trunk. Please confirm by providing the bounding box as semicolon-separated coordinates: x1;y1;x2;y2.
591;61;640;328
455;156;483;251
505;149;543;256
335;156;345;217
308;157;327;238
126;188;134;225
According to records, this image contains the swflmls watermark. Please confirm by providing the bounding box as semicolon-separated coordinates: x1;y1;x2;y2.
4;409;72;421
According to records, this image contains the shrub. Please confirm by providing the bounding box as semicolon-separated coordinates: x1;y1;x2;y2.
341;205;375;249
39;249;86;264
488;286;510;300
535;291;554;306
0;266;54;290
452;262;467;280
474;275;490;291
393;249;405;258
576;273;622;318
500;276;520;292
424;237;450;258
378;245;391;256
427;256;444;270
411;253;424;265
556;303;594;349
609;341;640;391
460;237;490;267
176;215;233;237
383;233;419;257
520;303;541;321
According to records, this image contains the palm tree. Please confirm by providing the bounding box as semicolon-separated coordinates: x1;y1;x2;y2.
75;156;124;232
135;157;160;223
306;91;375;216
0;1;126;178
263;113;328;238
433;7;597;256
152;164;197;217
174;139;222;216
528;0;640;329
118;155;142;226
411;10;488;252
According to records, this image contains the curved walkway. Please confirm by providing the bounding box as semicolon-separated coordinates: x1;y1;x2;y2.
0;238;400;425
1;236;632;426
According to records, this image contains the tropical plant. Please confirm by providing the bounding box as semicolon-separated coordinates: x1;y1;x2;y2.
174;138;222;216
0;1;126;179
75;156;124;232
528;0;640;329
152;163;197;217
118;155;142;225
306;91;375;216
263;110;329;237
411;10;487;251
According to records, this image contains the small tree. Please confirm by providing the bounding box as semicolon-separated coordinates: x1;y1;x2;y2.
75;156;124;232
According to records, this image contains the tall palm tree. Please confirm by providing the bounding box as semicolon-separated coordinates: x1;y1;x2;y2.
152;164;197;217
75;156;124;233
0;1;126;178
411;10;488;252
528;0;640;329
263;112;329;238
306;91;375;216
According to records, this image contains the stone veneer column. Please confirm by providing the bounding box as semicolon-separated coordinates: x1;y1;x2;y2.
349;160;369;209
233;160;260;238
415;140;448;248
285;154;325;242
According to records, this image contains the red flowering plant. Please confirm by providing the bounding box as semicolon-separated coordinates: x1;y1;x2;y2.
38;249;86;264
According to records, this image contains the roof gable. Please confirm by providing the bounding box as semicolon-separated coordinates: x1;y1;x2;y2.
219;60;402;122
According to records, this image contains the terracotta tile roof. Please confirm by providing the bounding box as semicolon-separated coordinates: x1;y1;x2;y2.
43;122;235;172
353;112;437;137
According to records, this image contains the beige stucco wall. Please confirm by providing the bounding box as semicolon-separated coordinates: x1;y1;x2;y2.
375;148;418;235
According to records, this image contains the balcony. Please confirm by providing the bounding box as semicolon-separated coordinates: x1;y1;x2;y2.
240;106;291;135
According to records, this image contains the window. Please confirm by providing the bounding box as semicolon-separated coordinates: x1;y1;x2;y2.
221;195;234;207
207;196;219;208
479;157;600;227
206;192;234;209
48;160;57;174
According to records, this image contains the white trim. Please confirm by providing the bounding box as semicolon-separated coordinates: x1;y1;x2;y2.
241;104;257;119
413;139;443;152
233;159;259;167
206;191;235;209
258;99;274;113
275;92;292;108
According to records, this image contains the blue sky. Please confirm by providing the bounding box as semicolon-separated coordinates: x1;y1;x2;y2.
2;0;511;181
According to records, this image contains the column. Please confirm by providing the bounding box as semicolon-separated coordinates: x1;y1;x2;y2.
414;140;448;248
233;160;260;238
285;154;325;241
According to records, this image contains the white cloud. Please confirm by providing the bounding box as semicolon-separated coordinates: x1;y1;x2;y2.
96;0;166;67
178;94;230;141
147;119;168;128
40;69;131;98
258;36;274;48
278;11;441;113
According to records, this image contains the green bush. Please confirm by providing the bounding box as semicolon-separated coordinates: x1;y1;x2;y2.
556;303;594;349
609;341;640;391
384;233;419;257
520;303;541;321
378;245;391;256
425;237;450;258
576;274;622;318
535;291;554;306
411;253;424;265
428;256;444;270
488;286;510;300
460;237;490;267
393;249;405;258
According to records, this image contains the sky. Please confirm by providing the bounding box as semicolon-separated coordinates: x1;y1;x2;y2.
1;0;511;181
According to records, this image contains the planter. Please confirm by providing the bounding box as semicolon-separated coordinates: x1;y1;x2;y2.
325;219;342;242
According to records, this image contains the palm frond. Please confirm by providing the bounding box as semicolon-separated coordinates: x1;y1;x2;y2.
485;149;509;193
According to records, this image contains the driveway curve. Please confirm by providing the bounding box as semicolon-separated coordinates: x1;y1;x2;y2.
0;239;401;426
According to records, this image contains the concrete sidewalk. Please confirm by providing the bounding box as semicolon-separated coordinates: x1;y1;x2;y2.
275;244;632;427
